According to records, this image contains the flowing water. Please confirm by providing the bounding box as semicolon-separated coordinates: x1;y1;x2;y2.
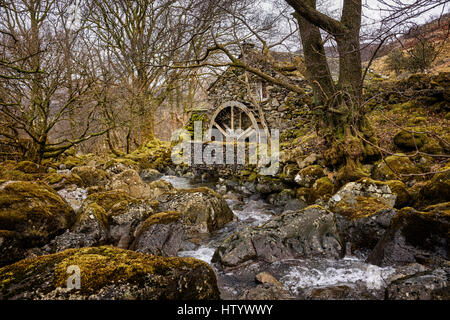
161;175;397;299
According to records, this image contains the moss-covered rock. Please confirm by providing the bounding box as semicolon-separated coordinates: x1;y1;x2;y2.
420;138;444;155
417;163;450;207
0;246;220;299
0;181;74;248
13;161;42;174
43;172;83;191
71;166;109;188
310;177;334;202
393;130;427;150
386;180;411;208
372;154;421;181
294;165;325;188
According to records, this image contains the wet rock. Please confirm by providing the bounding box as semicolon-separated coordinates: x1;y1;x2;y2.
294;165;324;187
147;179;175;199
386;268;449;300
71;166;109;188
255;272;282;286
0;246;220;300
212;205;342;267
367;207;450;267
131;212;183;256
157;187;234;235
240;284;293;300
308;285;353;300
0;181;74;249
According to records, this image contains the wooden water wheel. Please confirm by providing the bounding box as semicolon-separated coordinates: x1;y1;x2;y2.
206;101;264;142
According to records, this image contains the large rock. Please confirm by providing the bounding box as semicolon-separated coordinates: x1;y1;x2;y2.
0;246;220;300
329;178;396;208
212;205;342;267
131;211;183;256
367;206;450;267
386;268;449;300
48;202;109;253
0;181;74;249
328;179;398;254
157;187;234;235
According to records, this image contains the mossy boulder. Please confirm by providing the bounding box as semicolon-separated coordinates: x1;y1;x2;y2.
13;161;42;174
43;173;83;191
372;154;421;181
386;180;411;208
329;178;397;208
0;246;220;299
131;212;183;257
294;165;325;188
417;163;450;207
157;187;234;235
255;177;288;194
109;169;154;199
0;161;41;181
103;159;139;174
212;205;342;267
71;166;109;188
82;190;157;248
393;130;427;150
310;177;334;202
0;181;74;249
367;207;450;267
420;139;444;155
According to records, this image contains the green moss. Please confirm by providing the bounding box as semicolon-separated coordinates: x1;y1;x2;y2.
420;139;444;155
44;173;83;187
386;180;411;208
333;195;391;220
310;177;334;202
418;162;450;207
84;190;136;214
14;161;41;174
84;203;109;229
373;154;421;181
393;130;427;150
